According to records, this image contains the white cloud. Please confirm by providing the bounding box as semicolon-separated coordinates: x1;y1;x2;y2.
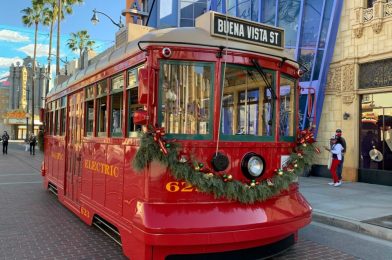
0;57;23;68
0;29;29;42
18;44;53;58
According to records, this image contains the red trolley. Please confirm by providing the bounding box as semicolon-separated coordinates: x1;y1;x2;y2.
42;12;312;259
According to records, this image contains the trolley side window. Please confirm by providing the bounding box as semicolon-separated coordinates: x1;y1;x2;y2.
55;100;61;136
85;85;94;137
49;102;54;136
110;73;124;137
279;75;296;140
60;96;66;136
127;66;143;136
45;104;50;134
221;65;275;141
96;80;108;137
159;61;213;139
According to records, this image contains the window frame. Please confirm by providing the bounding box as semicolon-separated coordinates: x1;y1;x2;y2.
279;73;297;142
219;63;276;142
158;60;215;140
96;79;108;137
110;73;124;137
127;64;144;137
84;85;95;137
59;96;67;136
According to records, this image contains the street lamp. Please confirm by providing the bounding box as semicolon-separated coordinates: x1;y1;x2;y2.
91;8;124;29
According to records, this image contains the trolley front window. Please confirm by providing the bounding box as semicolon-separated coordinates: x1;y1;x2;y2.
159;61;213;139
221;65;275;141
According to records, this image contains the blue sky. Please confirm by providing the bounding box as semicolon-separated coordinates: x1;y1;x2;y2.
0;0;125;81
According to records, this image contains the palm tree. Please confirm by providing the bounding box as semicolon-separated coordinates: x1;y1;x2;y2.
21;0;47;134
42;0;75;95
66;30;95;61
55;0;83;76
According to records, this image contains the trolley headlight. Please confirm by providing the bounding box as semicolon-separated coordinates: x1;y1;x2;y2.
241;153;265;180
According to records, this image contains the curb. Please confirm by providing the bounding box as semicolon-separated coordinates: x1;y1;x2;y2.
312;210;392;242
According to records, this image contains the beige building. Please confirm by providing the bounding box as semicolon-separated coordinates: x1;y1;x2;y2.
0;81;10;133
316;0;392;185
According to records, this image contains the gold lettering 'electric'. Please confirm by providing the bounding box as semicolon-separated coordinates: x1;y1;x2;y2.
84;159;119;178
51;152;64;160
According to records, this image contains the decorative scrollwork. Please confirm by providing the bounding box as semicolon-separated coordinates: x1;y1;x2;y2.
354;26;364;38
372;19;383;33
384;2;392;17
363;8;374;22
326;67;341;92
342;65;355;92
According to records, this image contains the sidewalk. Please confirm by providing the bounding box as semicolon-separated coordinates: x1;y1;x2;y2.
0;142;43;173
299;176;392;242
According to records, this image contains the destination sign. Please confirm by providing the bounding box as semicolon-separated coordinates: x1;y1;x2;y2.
212;13;284;49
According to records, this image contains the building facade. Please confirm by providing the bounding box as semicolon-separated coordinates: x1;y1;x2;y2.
6;57;45;139
314;0;392;185
0;81;10;134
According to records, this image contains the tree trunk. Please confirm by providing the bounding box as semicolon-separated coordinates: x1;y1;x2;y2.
46;19;54;96
56;0;61;75
31;22;38;134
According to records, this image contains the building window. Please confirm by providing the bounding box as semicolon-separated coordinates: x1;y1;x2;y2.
360;93;392;171
160;61;213;138
367;0;375;8
180;0;208;27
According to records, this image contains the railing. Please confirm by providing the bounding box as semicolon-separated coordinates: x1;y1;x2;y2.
363;7;374;22
385;2;392;17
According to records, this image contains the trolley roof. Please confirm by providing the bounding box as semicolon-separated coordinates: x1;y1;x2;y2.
48;12;297;97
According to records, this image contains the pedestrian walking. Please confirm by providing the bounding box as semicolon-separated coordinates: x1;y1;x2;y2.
324;135;344;187
29;133;37;155
2;131;9;154
335;129;346;181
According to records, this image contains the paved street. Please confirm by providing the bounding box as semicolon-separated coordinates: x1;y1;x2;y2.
0;143;125;259
0;143;387;259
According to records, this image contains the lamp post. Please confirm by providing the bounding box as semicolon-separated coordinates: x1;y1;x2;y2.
91;8;124;29
46;55;68;95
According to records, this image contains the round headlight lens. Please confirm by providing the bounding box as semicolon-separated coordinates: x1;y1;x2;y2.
248;156;264;177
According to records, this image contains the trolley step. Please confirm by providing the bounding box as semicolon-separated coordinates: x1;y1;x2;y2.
48;183;58;196
93;215;122;246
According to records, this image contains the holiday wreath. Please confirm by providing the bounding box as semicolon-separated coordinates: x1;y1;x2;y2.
133;126;320;204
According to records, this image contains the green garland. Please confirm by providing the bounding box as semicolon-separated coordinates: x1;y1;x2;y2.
133;130;318;204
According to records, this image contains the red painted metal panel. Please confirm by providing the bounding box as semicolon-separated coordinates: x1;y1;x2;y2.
123;143;145;221
105;143;124;215
91;142;106;206
81;142;93;199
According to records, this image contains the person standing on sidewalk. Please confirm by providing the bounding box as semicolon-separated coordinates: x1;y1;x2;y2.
335;129;346;182
29;133;37;155
324;136;344;187
2;131;9;154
